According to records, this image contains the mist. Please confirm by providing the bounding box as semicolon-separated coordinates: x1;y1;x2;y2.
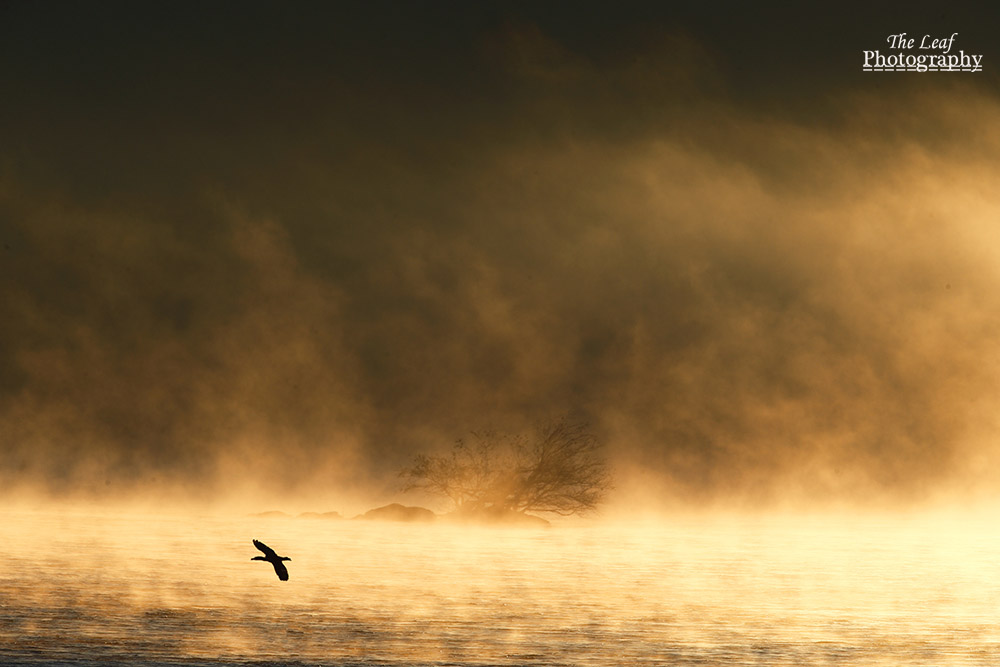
3;4;1000;512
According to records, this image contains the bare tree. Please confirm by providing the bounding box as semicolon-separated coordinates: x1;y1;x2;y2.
400;420;612;516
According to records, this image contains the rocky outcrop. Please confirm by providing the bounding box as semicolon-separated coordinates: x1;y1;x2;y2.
356;503;437;522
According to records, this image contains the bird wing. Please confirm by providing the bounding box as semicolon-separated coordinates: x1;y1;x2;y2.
272;560;289;581
253;539;278;559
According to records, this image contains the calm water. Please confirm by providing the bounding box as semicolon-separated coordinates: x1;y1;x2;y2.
3;508;1000;666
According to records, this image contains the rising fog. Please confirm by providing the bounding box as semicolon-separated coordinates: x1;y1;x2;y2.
2;4;1000;511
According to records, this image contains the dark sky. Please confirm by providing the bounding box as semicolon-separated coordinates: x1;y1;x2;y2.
3;1;1000;509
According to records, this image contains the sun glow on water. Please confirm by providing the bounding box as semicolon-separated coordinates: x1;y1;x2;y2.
4;507;1000;665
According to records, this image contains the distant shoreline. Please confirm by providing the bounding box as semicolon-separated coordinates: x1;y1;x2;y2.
249;503;551;527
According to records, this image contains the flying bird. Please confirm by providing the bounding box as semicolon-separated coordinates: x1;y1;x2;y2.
251;539;291;581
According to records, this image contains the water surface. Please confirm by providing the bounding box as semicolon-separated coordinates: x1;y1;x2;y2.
3;508;999;665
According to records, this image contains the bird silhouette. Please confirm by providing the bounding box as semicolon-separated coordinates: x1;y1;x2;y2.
251;539;291;581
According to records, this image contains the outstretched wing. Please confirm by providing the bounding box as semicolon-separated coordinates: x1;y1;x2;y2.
253;539;278;559
272;560;289;581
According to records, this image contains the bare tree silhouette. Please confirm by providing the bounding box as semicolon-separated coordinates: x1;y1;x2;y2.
400;420;611;517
